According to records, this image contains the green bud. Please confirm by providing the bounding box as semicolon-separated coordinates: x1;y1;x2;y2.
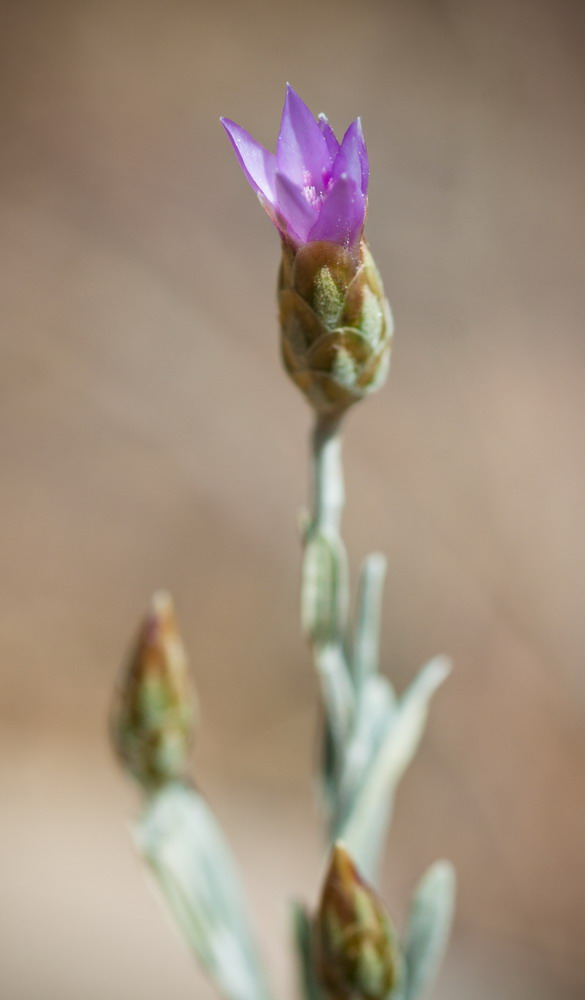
314;843;402;1000
279;240;393;417
111;591;197;790
301;530;349;647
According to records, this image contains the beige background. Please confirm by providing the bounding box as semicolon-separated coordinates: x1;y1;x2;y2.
1;1;584;998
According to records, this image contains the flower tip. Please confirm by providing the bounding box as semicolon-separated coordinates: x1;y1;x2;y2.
327;841;358;885
284;81;304;104
151;588;173;614
148;589;175;636
219;116;234;134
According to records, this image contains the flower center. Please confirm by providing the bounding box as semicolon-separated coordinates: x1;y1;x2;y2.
302;169;333;210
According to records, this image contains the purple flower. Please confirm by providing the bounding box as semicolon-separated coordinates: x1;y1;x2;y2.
221;85;369;251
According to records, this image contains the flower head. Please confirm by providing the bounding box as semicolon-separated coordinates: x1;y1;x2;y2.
221;85;368;250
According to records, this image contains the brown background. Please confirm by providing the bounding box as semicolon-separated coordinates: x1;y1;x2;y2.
1;1;584;998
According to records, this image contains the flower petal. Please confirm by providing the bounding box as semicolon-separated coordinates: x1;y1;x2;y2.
276;84;330;189
332;119;369;198
318;113;340;160
273;171;319;243
354;117;369;197
308;174;366;248
220;117;276;202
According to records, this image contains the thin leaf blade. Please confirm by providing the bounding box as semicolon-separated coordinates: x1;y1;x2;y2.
403;861;456;1000
291;902;325;1000
336;656;451;881
135;782;271;1000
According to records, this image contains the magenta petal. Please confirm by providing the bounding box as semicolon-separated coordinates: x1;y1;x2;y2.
222;91;370;250
318;114;340;161
308;175;365;247
220;117;276;202
276;84;329;188
354;117;369;196
332;119;369;198
274;171;318;243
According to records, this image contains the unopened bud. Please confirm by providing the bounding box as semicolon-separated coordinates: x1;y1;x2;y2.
279;240;392;417
111;591;196;789
314;843;401;1000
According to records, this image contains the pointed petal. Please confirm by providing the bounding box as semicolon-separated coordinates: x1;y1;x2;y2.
318;113;340;160
308;174;366;248
333;119;369;198
276;84;329;188
220;117;276;202
355;117;369;196
274;171;318;243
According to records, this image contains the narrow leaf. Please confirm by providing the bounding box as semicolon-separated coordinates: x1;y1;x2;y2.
135;782;271;1000
403;861;456;1000
301;531;349;646
333;674;396;836
315;642;355;760
352;553;388;689
336;656;451;881
291;902;325;1000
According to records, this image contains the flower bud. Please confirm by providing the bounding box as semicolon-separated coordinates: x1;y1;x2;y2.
222;86;393;418
279;239;392;417
111;591;197;789
314;843;401;1000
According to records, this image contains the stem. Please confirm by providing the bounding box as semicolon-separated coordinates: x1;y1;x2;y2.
307;412;354;808
311;414;344;537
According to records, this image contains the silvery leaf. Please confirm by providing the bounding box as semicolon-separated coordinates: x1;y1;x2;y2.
315;642;355;756
291;902;326;1000
402;861;456;1000
136;782;272;1000
351;553;389;690
333;674;396;833
336;656;451;881
301;530;349;647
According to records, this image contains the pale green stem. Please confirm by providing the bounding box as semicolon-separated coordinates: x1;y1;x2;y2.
311;414;344;536
309;414;354;783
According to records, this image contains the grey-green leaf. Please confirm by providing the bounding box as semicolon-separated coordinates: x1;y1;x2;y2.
333;674;396;838
135;782;272;1000
336;656;451;882
291;902;326;1000
301;530;349;647
402;861;456;1000
351;553;388;690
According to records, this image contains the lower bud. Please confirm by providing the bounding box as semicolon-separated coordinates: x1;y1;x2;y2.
111;591;196;790
313;843;402;1000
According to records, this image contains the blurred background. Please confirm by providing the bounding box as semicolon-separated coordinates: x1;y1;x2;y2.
1;0;584;997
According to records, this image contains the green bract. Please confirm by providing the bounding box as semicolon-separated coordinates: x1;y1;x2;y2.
279;240;393;416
